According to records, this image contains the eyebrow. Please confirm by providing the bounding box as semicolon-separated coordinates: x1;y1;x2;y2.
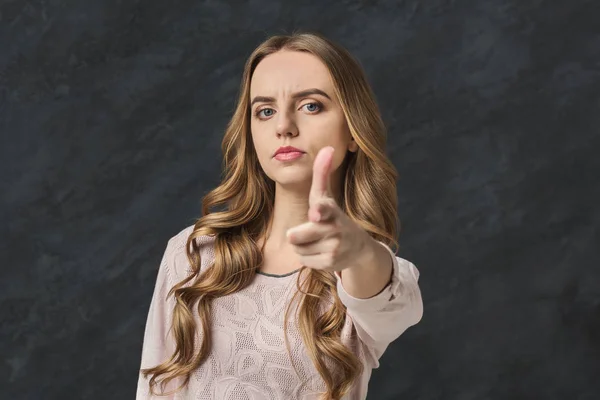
250;88;332;107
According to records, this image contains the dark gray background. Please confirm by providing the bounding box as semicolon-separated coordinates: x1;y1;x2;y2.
2;0;599;399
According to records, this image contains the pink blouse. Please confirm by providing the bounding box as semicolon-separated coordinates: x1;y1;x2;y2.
136;225;422;399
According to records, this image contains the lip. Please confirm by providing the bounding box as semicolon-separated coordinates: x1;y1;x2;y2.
274;151;304;161
273;146;305;157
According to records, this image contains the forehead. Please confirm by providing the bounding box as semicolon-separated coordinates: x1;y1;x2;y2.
250;50;334;97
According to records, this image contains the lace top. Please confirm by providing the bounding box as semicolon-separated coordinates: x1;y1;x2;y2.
136;225;422;399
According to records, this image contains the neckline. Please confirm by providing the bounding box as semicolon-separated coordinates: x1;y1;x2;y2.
256;268;301;278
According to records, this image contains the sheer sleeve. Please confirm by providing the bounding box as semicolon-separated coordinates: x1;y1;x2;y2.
334;241;423;363
136;238;183;399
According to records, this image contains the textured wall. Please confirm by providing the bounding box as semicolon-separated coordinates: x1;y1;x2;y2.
2;0;599;399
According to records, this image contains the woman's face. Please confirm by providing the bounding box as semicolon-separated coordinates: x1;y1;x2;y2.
249;50;358;192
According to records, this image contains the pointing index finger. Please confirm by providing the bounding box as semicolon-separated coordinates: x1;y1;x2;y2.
309;146;335;205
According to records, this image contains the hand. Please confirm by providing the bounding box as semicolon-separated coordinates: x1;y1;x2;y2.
286;146;372;273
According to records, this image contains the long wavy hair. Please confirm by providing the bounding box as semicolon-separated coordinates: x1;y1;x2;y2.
141;31;400;400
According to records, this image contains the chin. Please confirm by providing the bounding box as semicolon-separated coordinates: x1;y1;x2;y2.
270;171;312;187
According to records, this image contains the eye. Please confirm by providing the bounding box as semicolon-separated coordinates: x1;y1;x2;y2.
256;108;275;118
301;102;322;113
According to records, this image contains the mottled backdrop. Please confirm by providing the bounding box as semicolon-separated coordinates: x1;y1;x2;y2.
1;0;599;399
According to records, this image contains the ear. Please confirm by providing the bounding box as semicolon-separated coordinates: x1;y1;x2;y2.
348;138;358;153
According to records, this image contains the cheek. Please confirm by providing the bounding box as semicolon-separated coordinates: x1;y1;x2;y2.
312;115;350;150
250;125;268;152
300;113;347;141
250;127;277;174
332;146;349;172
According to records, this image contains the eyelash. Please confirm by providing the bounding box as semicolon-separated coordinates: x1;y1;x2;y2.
254;102;323;119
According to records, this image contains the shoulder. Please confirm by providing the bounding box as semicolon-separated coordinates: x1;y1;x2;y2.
163;224;216;283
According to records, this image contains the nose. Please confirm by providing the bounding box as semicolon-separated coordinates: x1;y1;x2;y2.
275;111;299;138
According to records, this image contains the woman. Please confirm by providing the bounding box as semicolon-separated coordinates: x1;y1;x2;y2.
137;32;423;400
